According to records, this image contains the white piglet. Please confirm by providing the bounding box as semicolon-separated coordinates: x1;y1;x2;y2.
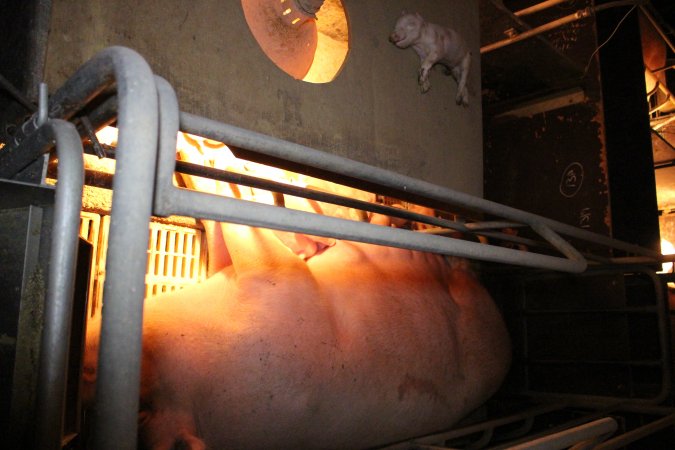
389;11;471;106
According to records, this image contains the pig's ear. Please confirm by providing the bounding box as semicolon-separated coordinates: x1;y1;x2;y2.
415;12;424;20
401;10;407;16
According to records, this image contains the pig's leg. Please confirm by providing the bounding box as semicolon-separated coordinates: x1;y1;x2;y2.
201;162;313;279
418;50;440;93
271;193;335;260
217;192;311;279
453;52;471;106
140;409;206;450
176;142;232;275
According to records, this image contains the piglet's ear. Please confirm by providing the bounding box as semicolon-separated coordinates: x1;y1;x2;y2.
415;12;424;20
401;10;407;16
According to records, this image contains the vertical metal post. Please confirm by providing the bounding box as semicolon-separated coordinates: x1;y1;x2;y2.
22;120;84;450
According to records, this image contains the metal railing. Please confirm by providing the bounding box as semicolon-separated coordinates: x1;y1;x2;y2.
0;46;671;449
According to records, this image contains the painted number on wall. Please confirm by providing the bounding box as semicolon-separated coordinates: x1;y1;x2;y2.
559;162;584;198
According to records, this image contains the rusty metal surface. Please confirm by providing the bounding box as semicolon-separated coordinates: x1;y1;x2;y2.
480;0;591;113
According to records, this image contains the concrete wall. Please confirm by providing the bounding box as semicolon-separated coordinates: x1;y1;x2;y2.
45;0;483;196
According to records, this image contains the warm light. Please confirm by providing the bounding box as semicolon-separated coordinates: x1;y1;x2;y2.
659;239;675;287
95;126;119;147
660;239;674;270
302;0;349;84
175;131;312;207
241;0;347;83
95;127;375;220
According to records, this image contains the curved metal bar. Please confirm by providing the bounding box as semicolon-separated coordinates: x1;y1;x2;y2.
505;417;618;450
19;120;84;450
151;83;584;272
531;222;587;270
153;76;181;200
31;46;159;450
88;48;158;450
179;113;659;260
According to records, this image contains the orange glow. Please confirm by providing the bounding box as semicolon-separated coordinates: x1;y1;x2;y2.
660;239;674;273
94;126;378;221
302;0;349;83
95;125;119;146
241;0;348;83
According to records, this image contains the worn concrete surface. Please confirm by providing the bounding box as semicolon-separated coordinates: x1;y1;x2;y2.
45;0;483;195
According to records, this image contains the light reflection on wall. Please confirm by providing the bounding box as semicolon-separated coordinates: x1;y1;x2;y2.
241;0;348;83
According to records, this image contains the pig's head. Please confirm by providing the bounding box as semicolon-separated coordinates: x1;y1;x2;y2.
389;12;425;48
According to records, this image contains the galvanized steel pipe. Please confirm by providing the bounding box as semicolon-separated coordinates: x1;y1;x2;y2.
179;112;658;260
31;46;159;450
146;83;581;271
481;1;645;54
505;417;618;449
513;0;569;17
26;120;84;450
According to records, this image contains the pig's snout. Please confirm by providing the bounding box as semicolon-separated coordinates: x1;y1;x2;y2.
389;32;400;44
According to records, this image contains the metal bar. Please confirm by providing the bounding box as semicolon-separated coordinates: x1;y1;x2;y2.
593;413;675;450
481;1;643;54
109;142;555;254
167;187;586;272
502;417;617;450
531;222;585;266
482;8;595;54
103;144;538;251
32;47;158;450
38;83;48;126
651;128;675;154
514;0;569;17
0;72;37;112
148;83;582;272
526;359;662;367
90;49;158;450
20;120;84;450
644;268;672;404
639;4;675;54
524;307;657;314
173;163;585;256
379;403;568;449
174;160;467;231
524;267;672;406
652;112;675;131
179;112;658;261
465;221;526;231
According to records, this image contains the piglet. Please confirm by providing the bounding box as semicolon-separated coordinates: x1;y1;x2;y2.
389;12;471;106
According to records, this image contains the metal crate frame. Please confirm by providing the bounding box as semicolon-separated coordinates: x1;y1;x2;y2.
1;46;673;449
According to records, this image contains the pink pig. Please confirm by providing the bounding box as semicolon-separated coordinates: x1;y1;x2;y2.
389;11;471;106
83;144;510;449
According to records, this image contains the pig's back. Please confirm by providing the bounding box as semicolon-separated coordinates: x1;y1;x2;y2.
138;244;511;449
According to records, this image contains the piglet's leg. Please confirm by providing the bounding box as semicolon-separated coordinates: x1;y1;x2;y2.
175;135;232;276
272;193;336;260
419;53;439;93
197;157;313;280
454;52;471;106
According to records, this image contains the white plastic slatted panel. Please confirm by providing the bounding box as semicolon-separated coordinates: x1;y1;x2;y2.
145;222;207;297
81;214;208;306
